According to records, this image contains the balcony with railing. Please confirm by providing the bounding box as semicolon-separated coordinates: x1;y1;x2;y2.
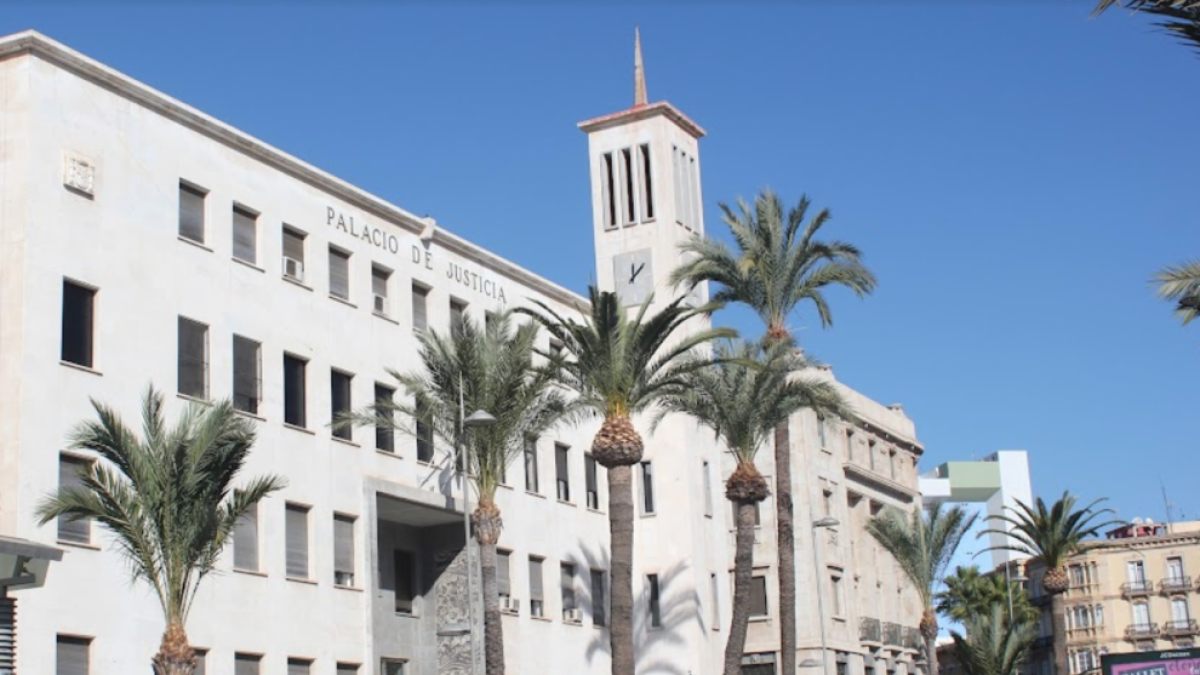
1164;620;1199;637
1161;576;1192;595
903;627;922;651
1124;623;1160;640
884;621;903;647
860;617;882;645
1122;580;1155;598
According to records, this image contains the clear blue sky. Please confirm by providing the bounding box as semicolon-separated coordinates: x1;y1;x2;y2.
4;3;1196;526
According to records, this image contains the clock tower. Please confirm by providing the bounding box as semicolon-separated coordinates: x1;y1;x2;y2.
579;28;709;311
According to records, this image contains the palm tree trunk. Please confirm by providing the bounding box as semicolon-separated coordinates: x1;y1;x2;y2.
925;634;938;675
921;608;939;675
609;463;635;675
152;621;196;675
774;418;797;675
726;500;759;675
1051;593;1068;675
479;540;505;675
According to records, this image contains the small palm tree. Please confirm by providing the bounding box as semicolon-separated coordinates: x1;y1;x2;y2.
867;503;978;675
950;605;1037;675
519;287;734;675
338;311;570;675
36;387;285;675
937;566;1037;627
981;493;1118;675
1152;260;1200;326
671;188;875;675
653;341;850;675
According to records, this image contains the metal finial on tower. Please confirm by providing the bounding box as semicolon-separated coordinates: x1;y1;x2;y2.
634;27;648;106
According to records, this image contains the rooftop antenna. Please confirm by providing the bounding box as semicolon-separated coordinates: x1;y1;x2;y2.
1160;477;1175;534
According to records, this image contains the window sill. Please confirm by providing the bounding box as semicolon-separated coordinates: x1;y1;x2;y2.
748;616;770;623
234;408;266;422
526;491;546;500
500;608;519;616
833;616;847;623
374;311;400;325
587;507;606;516
330;295;357;309
286;576;318;585
332;436;360;448
178;235;212;252
283;276;313;292
177;393;212;406
334;584;363;593
376;449;403;460
640;512;658;519
417;459;437;468
232;257;265;273
233;567;267;578
531;615;551;623
56;539;100;551
283;423;315;436
60;361;102;376
563;619;584;627
557;500;577;508
395;611;419;619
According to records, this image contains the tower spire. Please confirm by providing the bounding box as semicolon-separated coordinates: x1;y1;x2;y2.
634;26;648;107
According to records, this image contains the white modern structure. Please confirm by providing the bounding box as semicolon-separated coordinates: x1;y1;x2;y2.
0;29;928;675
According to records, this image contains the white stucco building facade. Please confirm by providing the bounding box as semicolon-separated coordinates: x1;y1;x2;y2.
0;30;926;675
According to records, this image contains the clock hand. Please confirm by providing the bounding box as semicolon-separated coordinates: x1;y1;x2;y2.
630;262;646;283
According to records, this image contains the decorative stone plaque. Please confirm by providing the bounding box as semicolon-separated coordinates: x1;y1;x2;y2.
63;153;95;196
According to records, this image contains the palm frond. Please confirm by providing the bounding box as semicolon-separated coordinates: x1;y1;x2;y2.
1153;260;1200;325
867;503;978;609
980;492;1120;569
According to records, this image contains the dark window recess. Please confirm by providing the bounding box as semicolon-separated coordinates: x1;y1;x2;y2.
394;549;415;614
56;635;91;675
749;576;768;617
233;504;258;571
641;461;655;514
334;515;355;586
622;148;636;223
329;248;351;300
285;504;309;579
234;653;261;675
412;284;428;331
178;182;205;243
450;300;467;329
331;370;353;440
648;574;662;628
561;563;577;612
524;437;539;493
232;336;261;415
375;384;395;452
177;317;208;399
591;569;607;626
283;355;307;428
415;400;433;463
555;444;570;502
585;455;600;510
497;551;511;598
232;205;257;264
61;280;95;368
57;455;91;544
640;144;654;220
602;152;617;229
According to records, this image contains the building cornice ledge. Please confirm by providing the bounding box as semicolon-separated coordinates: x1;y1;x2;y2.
577;101;706;139
842;463;918;503
0;30;586;310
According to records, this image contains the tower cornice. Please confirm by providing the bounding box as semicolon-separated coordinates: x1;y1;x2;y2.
577;101;706;139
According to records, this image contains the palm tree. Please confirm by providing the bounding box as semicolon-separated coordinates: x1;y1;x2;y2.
653;341;850;675
337;311;570;675
867;503;978;675
519;287;734;675
1092;1;1200;55
950;605;1037;675
35;387;284;675
937;566;1037;628
1153;260;1200;326
671;188;876;675
981;493;1118;675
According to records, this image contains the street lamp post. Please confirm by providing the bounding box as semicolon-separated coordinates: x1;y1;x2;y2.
457;374;496;675
812;517;840;675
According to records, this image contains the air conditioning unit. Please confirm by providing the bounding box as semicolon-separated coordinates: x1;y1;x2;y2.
564;608;583;624
335;571;354;586
374;294;389;315
283;256;305;282
500;596;520;613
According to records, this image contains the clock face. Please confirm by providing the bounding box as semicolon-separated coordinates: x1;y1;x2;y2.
613;249;654;307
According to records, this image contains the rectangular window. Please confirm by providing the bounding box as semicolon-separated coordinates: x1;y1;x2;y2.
498;550;512;600
287;659;312;675
232;336;261;415
375;384;395;452
710;573;720;629
334;514;355;586
648;574;662;628
672;146;684;226
1168;557;1185;581
232;204;258;264
285;503;310;579
179;182;206;243
818;417;828;448
638;143;654;222
382;660;405;675
61;280;95;368
524;437;539;493
621;147;636;225
415;399;433;463
585;455;599;510
1128;560;1146;583
412;283;429;332
555;443;571;502
283;354;307;428
529;556;545;617
601;152;617;229
336;664;360;675
329;247;351;300
394;549;415;614
450;299;467;329
591;569;606;626
372;266;391;315
331;369;353;440
233;503;259;571
57;455;91;544
177;317;209;399
640;461;656;515
749;576;768;618
830;571;845;616
688;156;700;230
194;650;207;675
561;563;577;615
282;227;306;282
703;460;713;518
56;635;90;675
234;653;261;675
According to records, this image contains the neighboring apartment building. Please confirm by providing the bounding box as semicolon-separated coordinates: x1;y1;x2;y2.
1023;521;1200;675
736;368;927;675
0;29;929;675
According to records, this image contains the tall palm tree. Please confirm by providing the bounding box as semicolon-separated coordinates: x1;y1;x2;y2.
671;188;876;675
937;566;1037;628
519;287;734;675
1092;1;1200;55
653;341;850;675
35;387;284;675
981;493;1118;675
338;311;571;675
1152;260;1200;326
867;503;978;675
950;605;1037;675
